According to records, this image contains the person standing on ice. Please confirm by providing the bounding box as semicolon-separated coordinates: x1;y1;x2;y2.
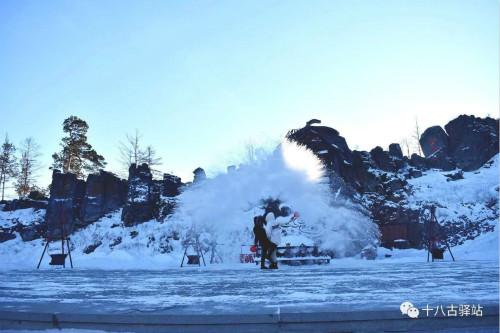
253;216;272;269
265;212;282;269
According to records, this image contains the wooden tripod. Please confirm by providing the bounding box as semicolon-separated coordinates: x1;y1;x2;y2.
37;208;74;269
180;237;206;267
209;241;223;264
426;205;455;262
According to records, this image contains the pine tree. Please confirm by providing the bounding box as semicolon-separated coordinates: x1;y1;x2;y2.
0;135;17;201
52;116;106;178
15;137;41;198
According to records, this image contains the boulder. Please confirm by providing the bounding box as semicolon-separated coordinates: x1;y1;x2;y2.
444;115;499;171
19;223;46;241
409;154;427;170
83;241;102;254
420;126;449;157
406;168;423;179
162;173;183;197
0;230;16;243
445;170;464;181
424;148;456;171
419;125;457;170
370;146;395;172
388;143;403;159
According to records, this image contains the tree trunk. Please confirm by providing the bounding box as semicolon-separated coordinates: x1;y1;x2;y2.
1;176;5;201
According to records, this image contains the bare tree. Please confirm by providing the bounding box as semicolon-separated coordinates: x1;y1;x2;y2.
119;129;145;170
400;138;411;157
119;130;164;178
412;117;423;156
15;137;42;198
244;141;256;164
0;135;17;201
143;145;162;176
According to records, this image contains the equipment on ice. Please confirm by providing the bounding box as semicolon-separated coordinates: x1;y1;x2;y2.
423;205;455;262
254;244;331;266
180;236;206;267
37;207;73;269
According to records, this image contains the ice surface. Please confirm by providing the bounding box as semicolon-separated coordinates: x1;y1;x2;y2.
0;260;497;315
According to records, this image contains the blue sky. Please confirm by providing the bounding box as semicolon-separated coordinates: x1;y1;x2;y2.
0;0;498;196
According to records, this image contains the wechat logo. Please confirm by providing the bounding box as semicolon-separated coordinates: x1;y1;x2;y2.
400;301;419;319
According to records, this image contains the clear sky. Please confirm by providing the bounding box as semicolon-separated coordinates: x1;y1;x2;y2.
0;0;498;197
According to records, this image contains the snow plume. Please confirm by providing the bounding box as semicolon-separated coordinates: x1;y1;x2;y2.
170;140;379;262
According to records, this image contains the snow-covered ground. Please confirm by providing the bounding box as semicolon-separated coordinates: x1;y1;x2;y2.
0;209;496;270
0;153;497;270
0;145;497;321
0;207;45;228
377;224;498;262
406;155;498;245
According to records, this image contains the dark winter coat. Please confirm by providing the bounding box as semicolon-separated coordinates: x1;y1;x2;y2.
253;216;271;248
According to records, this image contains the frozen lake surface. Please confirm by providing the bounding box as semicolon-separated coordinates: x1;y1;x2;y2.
0;260;498;315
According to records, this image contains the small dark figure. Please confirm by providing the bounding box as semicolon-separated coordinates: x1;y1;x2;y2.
253;216;272;269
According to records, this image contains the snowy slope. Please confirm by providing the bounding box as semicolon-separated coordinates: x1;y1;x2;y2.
0;141;379;269
0;209;187;270
0;150;497;270
406;155;498;245
377;224;498;262
0;207;45;229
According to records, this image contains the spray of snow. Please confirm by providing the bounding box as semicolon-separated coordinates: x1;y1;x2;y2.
171;140;379;261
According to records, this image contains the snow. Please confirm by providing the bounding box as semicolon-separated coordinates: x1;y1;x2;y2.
406;155;498;245
0;207;45;228
281;234;315;246
170;140;378;260
453;225;499;261
0;146;497;275
0;209;185;270
408;155;498;207
377;224;498;262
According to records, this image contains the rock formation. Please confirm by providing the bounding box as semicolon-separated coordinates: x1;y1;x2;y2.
193;167;206;184
45;170;85;239
121;164;160;226
80;171;127;224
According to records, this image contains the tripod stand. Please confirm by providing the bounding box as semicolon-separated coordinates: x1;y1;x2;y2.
37;208;74;269
180;236;206;267
424;205;455;262
209;241;223;264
